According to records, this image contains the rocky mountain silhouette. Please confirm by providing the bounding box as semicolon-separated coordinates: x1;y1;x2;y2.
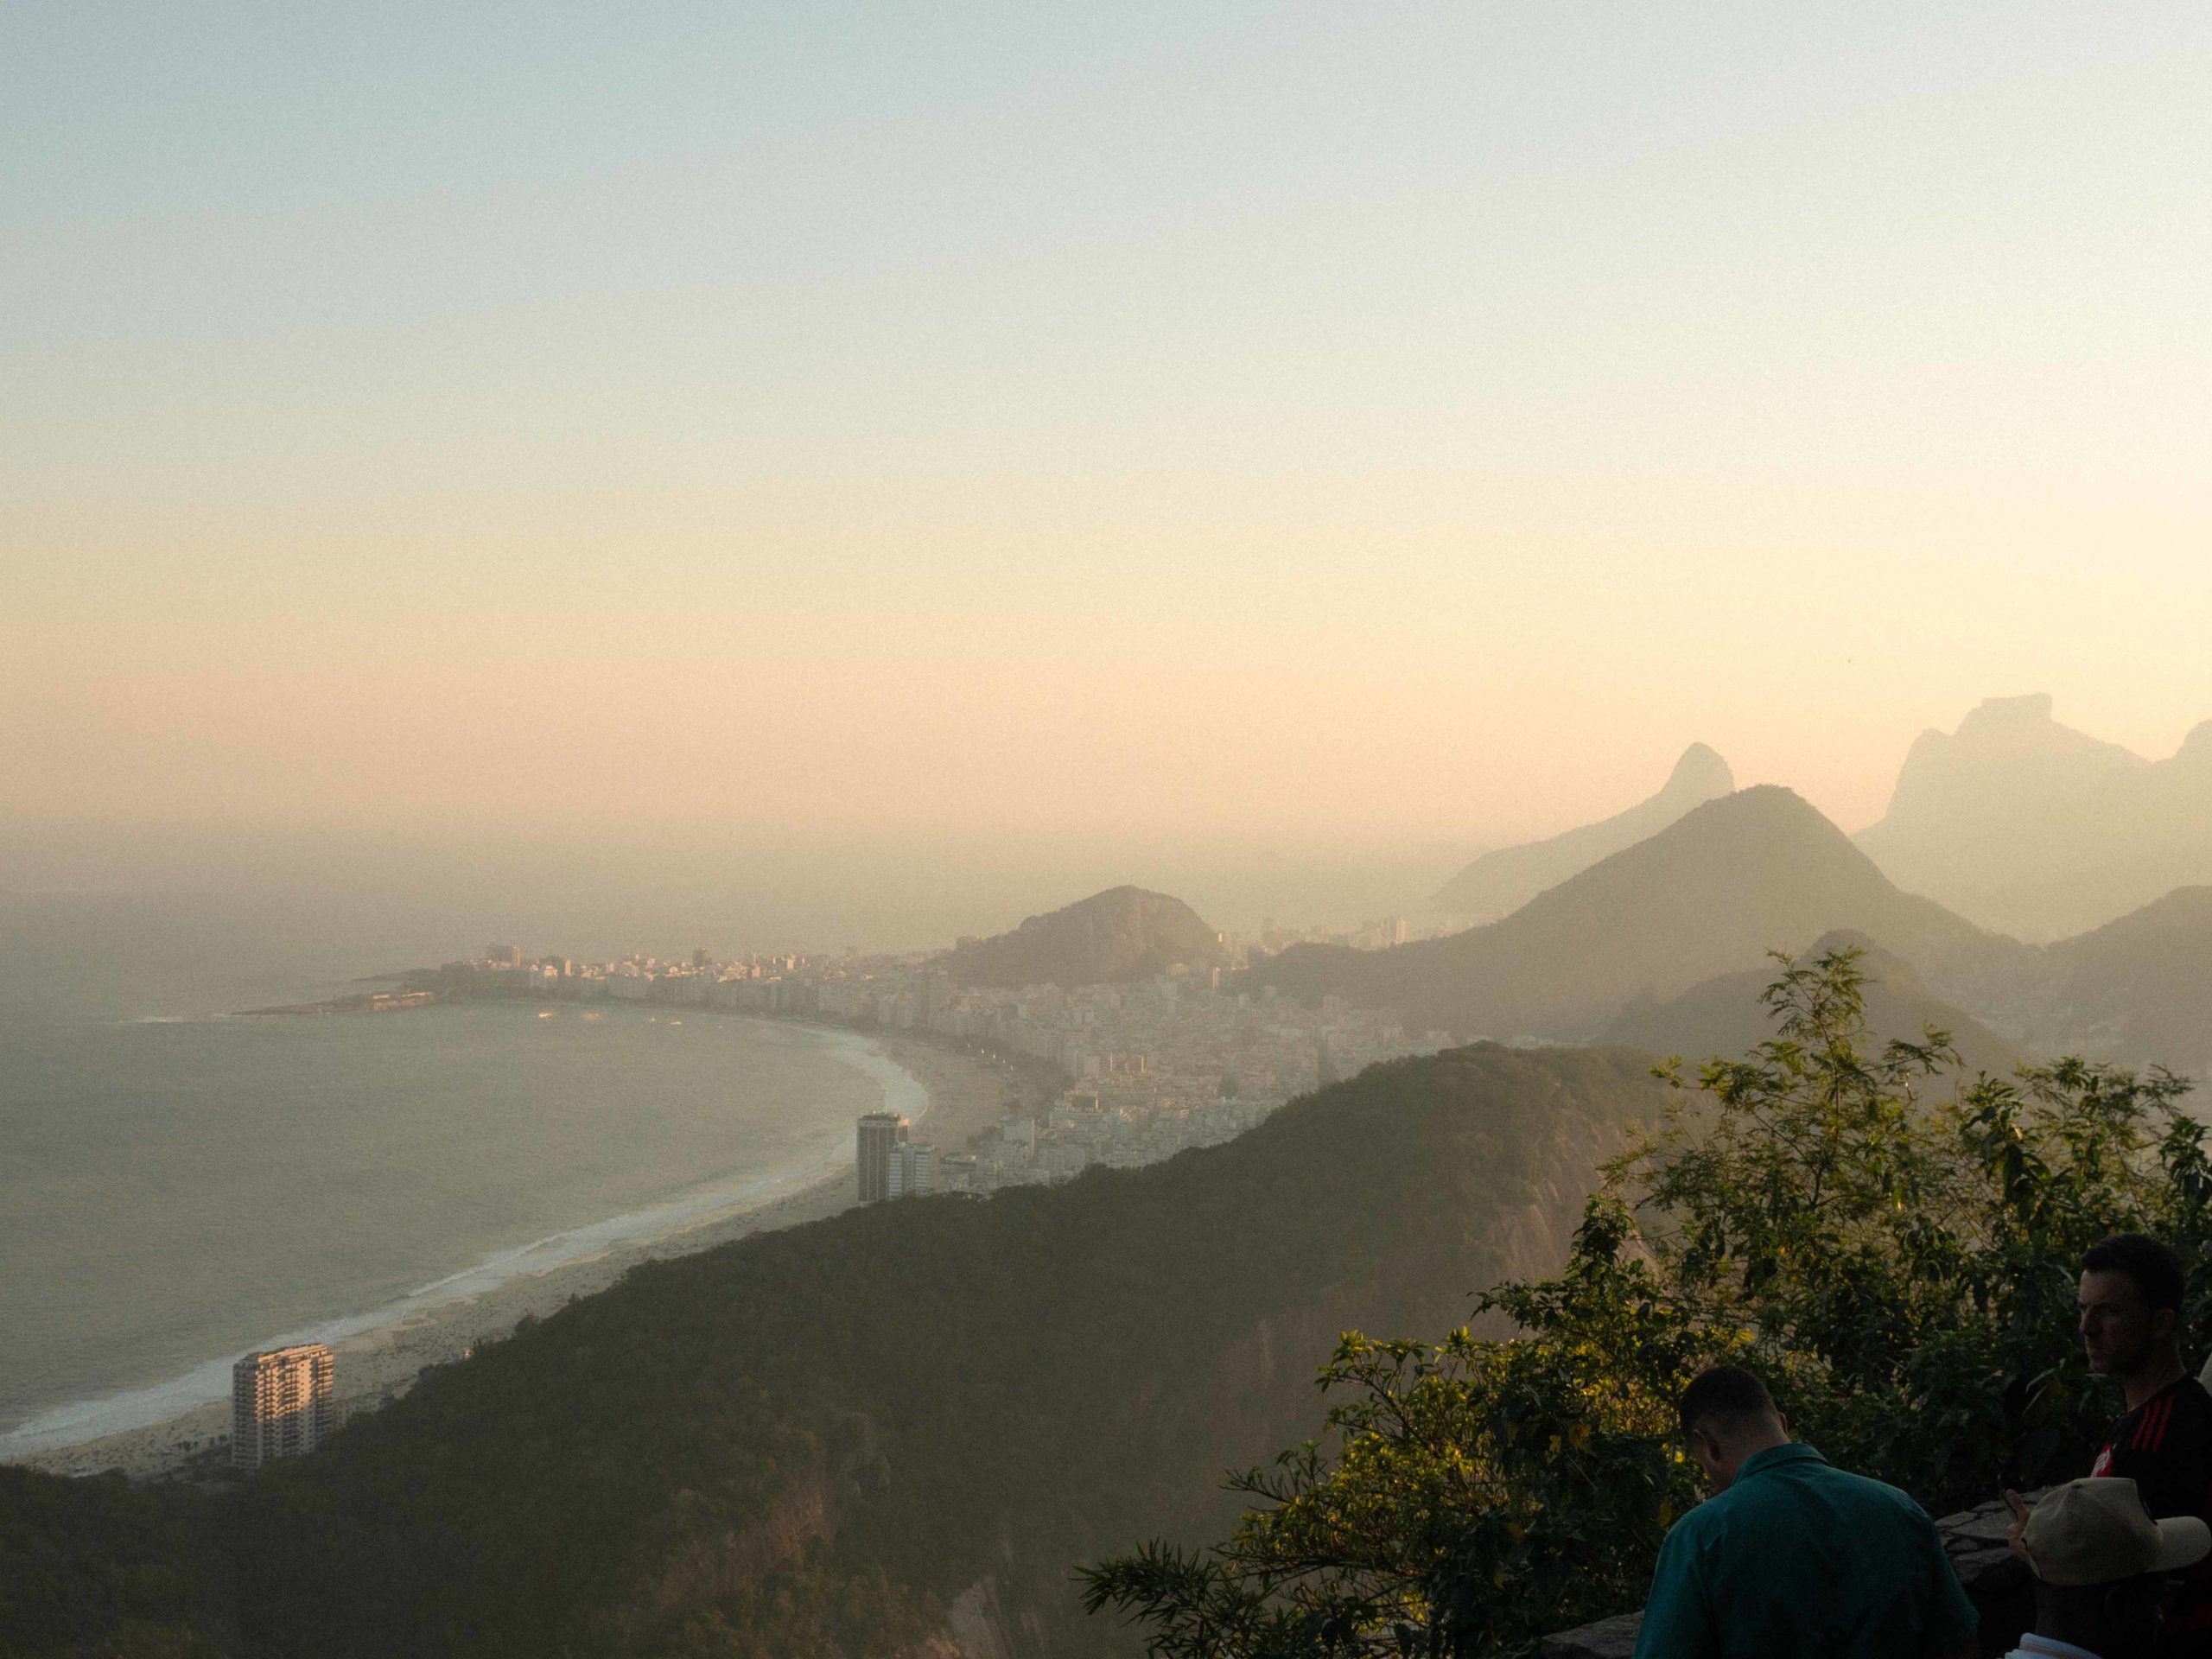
1432;742;1735;921
1856;694;2212;940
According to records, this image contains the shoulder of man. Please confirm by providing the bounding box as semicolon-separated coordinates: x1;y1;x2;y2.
2120;1376;2212;1458
1662;1485;1740;1541
1792;1456;1936;1522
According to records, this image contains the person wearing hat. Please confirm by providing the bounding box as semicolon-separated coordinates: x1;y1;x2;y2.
2004;1476;2212;1659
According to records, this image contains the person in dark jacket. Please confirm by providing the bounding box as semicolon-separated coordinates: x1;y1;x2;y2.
2012;1234;2212;1655
1633;1365;1977;1659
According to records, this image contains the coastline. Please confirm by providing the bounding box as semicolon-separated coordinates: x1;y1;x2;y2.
3;1023;1034;1483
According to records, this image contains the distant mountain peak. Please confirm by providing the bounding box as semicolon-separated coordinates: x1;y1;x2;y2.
1431;743;1735;922
943;886;1224;988
1853;696;2205;938
1267;782;2014;1043
1893;696;2145;779
1957;692;2056;732
1665;741;1734;793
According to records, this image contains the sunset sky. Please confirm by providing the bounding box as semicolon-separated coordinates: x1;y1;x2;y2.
7;3;2210;877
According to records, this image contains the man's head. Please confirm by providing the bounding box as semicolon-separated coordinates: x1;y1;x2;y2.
1677;1365;1789;1490
2018;1477;2211;1659
2079;1234;2185;1378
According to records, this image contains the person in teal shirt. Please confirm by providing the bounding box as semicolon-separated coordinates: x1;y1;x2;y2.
1632;1366;1979;1659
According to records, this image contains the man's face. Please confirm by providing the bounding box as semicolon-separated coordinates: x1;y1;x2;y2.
2080;1269;2165;1376
1687;1426;1732;1488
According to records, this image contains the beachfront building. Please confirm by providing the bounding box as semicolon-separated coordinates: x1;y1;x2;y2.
885;1140;933;1198
857;1111;908;1202
231;1343;336;1471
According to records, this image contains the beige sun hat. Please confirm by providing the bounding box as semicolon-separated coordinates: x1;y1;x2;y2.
2022;1478;2212;1586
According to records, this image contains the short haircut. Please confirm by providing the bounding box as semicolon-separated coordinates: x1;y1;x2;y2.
2082;1234;2186;1314
1678;1365;1777;1437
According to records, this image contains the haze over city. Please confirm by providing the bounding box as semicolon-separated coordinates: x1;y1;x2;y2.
8;4;2211;947
8;10;2212;1659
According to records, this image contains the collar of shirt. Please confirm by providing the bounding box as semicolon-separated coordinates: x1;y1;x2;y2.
1733;1443;1827;1483
2010;1636;2101;1659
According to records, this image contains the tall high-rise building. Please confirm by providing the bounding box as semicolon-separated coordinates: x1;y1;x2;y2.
922;973;952;1023
857;1111;909;1202
232;1344;335;1471
885;1141;933;1198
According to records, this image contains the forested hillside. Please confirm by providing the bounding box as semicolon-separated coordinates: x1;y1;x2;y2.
3;1046;1665;1659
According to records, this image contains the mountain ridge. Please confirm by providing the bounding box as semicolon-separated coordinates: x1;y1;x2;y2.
1600;930;2024;1079
1856;695;2212;939
1260;785;2023;1039
1432;742;1735;920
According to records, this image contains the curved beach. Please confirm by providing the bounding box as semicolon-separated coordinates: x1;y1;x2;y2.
3;1025;1027;1480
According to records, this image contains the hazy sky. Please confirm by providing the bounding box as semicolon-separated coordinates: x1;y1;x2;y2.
7;3;2210;861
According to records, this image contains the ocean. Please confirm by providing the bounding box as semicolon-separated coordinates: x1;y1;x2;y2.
0;893;908;1452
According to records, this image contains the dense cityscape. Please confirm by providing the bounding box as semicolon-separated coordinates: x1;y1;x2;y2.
419;933;1458;1194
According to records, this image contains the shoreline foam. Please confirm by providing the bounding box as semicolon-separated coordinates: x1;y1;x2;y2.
1;1020;971;1469
0;1026;942;1468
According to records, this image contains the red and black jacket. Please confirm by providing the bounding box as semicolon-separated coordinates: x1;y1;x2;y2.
2094;1374;2212;1652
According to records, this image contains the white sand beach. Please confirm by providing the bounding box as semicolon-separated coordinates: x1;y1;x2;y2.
6;1028;1037;1483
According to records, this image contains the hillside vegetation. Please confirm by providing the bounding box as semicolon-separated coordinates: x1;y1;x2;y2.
1088;950;2212;1656
2;1046;1664;1658
941;886;1227;988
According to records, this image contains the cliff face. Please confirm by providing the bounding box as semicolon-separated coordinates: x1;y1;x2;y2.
1433;743;1736;922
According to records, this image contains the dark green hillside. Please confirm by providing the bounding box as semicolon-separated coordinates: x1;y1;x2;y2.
3;1046;1662;1659
941;886;1225;988
1258;786;2024;1038
0;1465;231;1656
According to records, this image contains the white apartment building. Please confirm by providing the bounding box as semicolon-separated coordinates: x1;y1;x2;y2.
231;1344;335;1471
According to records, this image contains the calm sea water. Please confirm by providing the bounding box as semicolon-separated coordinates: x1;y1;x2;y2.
0;894;896;1444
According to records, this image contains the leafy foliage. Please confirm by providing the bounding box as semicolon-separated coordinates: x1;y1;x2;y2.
3;1044;1662;1658
0;1466;232;1656
1084;949;2208;1656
